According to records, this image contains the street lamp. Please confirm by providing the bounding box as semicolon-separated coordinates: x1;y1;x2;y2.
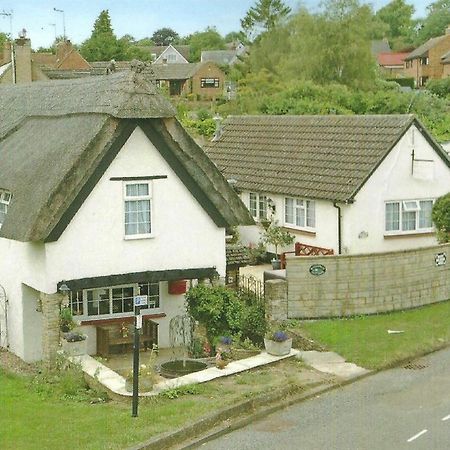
53;7;66;40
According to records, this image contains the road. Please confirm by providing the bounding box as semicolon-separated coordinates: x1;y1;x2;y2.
198;347;450;450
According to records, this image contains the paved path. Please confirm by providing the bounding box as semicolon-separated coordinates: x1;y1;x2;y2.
199;348;450;450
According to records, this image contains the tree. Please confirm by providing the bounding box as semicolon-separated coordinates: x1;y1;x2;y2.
416;0;450;44
0;32;8;49
184;27;225;61
375;0;415;39
432;192;450;243
80;10;127;61
151;27;179;46
241;0;291;39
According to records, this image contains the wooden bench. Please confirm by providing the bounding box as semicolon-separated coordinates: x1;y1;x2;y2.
96;319;158;357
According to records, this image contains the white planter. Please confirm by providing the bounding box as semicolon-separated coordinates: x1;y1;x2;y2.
61;338;88;356
264;338;292;356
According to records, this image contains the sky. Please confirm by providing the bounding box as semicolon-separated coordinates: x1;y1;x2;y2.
0;0;431;50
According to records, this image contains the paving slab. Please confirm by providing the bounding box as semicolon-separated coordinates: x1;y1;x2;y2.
296;351;370;379
72;350;301;397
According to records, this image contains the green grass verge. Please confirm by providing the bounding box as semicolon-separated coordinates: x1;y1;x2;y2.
0;370;232;450
0;357;307;450
296;300;450;370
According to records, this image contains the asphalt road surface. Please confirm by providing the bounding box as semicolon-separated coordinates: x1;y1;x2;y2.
198;347;450;450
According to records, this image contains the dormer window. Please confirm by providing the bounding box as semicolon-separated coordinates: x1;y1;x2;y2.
0;190;11;229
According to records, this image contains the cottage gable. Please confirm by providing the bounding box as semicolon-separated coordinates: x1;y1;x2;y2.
0;71;252;242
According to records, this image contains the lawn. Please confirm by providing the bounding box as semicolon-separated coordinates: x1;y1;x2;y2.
0;357;315;450
295;300;450;370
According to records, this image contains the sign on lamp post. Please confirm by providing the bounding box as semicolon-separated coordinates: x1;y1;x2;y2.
131;294;148;417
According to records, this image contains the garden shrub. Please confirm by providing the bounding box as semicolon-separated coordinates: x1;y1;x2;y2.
432;192;450;243
186;284;267;346
186;284;243;344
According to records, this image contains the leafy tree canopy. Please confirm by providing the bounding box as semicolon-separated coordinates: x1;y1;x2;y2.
241;0;291;40
80;10;127;61
375;0;415;39
183;26;225;61
415;0;450;43
151;27;179;46
0;32;8;49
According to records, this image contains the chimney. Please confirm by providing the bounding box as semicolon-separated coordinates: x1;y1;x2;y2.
14;37;32;83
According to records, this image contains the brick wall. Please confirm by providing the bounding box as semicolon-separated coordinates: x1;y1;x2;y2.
278;243;450;319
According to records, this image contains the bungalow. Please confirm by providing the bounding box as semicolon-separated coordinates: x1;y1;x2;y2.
0;71;252;362
377;52;409;78
205;115;450;256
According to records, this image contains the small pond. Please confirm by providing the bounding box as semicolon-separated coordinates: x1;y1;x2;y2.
159;359;208;379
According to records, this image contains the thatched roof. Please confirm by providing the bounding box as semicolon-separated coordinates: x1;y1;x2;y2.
0;71;253;242
205;114;450;203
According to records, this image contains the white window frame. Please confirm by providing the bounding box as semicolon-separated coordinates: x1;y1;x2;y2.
0;190;11;229
385;199;434;235
123;181;153;240
284;197;316;231
249;192;268;220
70;282;161;319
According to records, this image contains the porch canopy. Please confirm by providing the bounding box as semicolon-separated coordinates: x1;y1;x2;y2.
57;267;217;292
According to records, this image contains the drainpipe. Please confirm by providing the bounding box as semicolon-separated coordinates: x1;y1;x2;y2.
333;201;342;255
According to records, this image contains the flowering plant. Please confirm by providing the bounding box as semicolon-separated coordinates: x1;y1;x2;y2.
218;336;232;345
268;330;289;342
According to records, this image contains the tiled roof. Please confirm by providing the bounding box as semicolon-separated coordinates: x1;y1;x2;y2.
205;114;447;202
405;35;447;60
201;50;237;65
377;52;409;66
371;39;391;55
150;63;203;80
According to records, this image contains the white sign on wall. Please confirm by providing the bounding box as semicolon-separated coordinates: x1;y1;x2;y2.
435;253;447;267
134;295;148;307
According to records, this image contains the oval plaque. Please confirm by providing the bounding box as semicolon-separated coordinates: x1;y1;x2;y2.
309;264;326;276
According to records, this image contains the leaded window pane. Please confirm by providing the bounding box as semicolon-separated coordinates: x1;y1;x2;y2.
385;202;400;231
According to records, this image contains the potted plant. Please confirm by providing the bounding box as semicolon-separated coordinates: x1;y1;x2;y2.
264;330;292;356
60;306;75;333
262;223;295;269
61;330;87;356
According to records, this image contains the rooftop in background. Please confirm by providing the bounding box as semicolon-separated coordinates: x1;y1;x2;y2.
377;52;409;67
405;27;450;60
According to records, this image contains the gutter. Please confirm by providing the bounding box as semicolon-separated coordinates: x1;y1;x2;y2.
333;202;342;255
333;199;353;255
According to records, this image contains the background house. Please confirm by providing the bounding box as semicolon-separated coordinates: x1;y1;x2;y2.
377;52;409;78
0;37;91;84
151;61;225;99
150;44;190;64
0;71;252;362
205;115;450;256
404;26;450;86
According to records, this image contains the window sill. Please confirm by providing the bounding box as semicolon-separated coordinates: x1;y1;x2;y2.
282;225;316;236
384;231;435;239
124;233;154;240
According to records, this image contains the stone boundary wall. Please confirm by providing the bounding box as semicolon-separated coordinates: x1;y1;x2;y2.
281;243;450;319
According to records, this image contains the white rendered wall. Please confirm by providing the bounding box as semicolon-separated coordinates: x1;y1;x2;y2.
44;126;226;289
343;125;450;254
0;126;227;360
238;192;339;254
